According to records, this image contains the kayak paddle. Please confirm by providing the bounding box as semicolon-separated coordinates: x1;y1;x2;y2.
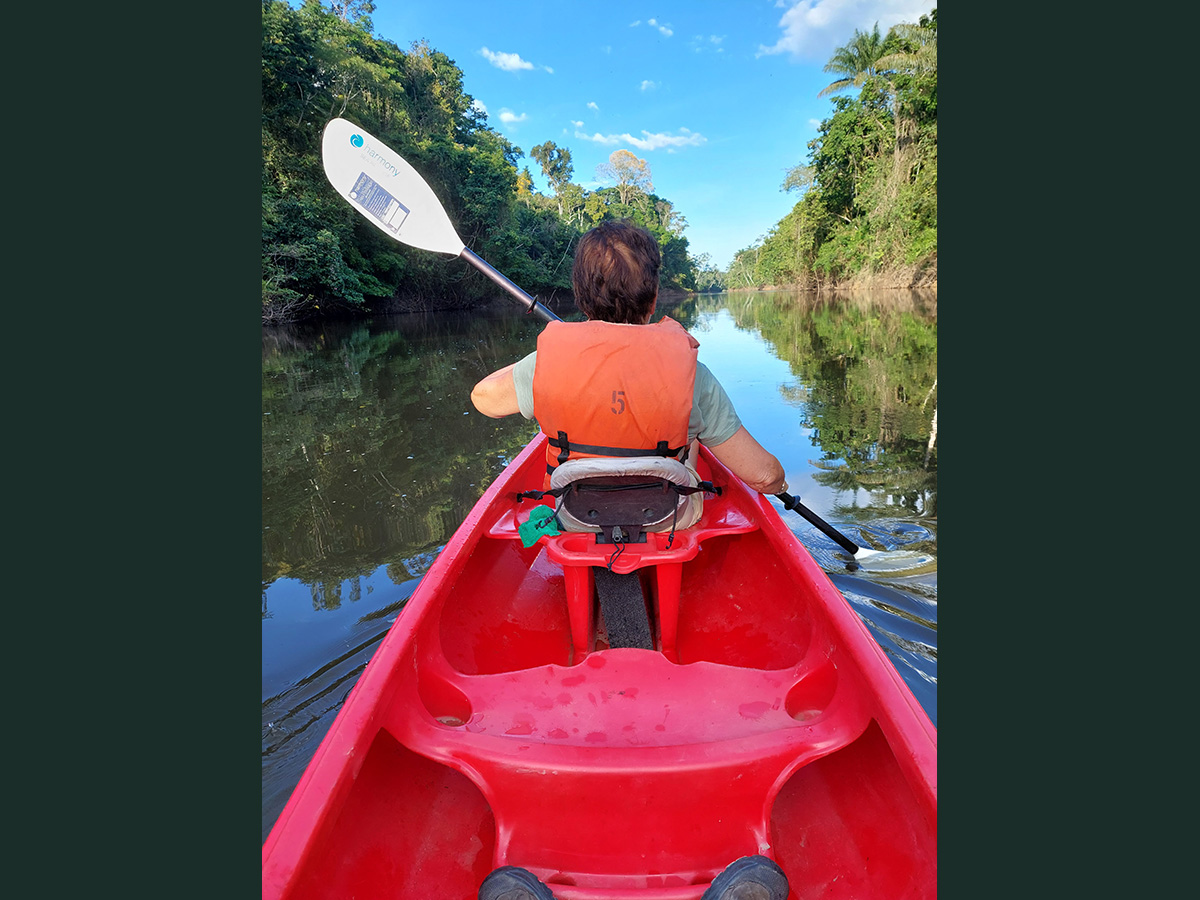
777;491;879;568
320;117;559;324
319;117;872;569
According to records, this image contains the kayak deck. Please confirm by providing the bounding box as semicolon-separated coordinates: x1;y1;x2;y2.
263;436;937;899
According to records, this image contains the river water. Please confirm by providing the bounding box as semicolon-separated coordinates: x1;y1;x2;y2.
261;289;937;844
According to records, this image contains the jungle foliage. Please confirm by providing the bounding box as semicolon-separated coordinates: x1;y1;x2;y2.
261;309;544;590
262;0;697;323
262;2;936;321
725;8;937;292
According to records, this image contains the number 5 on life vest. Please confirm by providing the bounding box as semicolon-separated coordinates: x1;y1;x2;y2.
612;391;626;414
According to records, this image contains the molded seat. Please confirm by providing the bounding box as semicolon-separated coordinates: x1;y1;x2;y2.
487;484;758;661
388;641;871;898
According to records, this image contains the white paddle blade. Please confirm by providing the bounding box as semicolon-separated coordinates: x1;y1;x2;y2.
321;118;465;256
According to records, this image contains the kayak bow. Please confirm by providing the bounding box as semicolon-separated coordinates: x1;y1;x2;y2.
263;434;937;900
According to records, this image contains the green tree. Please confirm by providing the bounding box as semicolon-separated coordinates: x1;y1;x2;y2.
582;188;615;227
740;8;936;291
557;182;586;228
820;11;936;217
876;10;937;196
808;93;890;221
653;198;686;237
726;245;761;289
530;141;574;216
689;252;724;292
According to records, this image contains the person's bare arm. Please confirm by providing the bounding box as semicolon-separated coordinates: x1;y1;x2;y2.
470;364;521;418
707;426;786;494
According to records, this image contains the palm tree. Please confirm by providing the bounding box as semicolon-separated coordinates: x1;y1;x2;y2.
875;13;937;83
818;14;937;195
818;23;888;98
875;12;937;186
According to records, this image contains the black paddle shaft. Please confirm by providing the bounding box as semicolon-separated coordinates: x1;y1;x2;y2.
460;248;560;323
777;491;861;557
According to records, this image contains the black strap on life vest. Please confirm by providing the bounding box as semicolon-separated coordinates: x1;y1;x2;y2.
547;432;688;476
516;480;721;503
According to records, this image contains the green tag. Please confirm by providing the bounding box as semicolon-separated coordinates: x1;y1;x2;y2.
518;505;560;547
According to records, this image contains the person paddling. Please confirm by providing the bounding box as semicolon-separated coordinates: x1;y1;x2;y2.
470;220;787;505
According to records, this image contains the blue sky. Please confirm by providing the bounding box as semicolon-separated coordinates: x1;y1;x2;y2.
359;1;934;270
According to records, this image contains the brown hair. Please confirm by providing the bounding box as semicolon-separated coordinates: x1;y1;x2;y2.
571;220;661;323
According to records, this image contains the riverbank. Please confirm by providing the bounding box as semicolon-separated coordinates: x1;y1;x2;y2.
844;254;937;292
263;257;936;325
723;254;937;296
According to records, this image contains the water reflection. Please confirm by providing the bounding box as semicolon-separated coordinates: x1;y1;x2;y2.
262;290;937;840
262;306;545;602
686;290;938;521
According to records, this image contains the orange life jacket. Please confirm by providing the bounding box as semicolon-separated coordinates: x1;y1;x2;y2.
532;317;699;486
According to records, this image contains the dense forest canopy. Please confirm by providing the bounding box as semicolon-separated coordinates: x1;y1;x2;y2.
262;2;936;323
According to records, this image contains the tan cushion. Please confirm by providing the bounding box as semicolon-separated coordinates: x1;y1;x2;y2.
549;457;704;533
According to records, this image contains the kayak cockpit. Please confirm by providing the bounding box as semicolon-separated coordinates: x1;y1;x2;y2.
263;436;936;900
366;445;891;896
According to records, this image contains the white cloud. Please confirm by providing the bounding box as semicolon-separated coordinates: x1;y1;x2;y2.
574;128;707;151
640;80;657;91
632;18;673;37
571;120;584;128
574;131;621;146
472;99;488;116
757;0;931;62
479;47;534;71
499;109;528;126
587;101;600;111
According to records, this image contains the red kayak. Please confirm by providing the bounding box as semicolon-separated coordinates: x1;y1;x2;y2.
262;433;937;899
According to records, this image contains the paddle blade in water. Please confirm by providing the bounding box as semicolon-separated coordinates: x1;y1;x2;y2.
321;118;465;256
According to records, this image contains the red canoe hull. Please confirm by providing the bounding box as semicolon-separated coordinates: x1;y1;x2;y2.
263;435;936;899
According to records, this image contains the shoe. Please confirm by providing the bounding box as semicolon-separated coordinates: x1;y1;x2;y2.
700;855;789;900
478;865;557;900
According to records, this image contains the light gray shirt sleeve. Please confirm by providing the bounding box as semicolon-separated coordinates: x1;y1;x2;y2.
512;353;741;445
513;351;537;419
690;362;742;447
